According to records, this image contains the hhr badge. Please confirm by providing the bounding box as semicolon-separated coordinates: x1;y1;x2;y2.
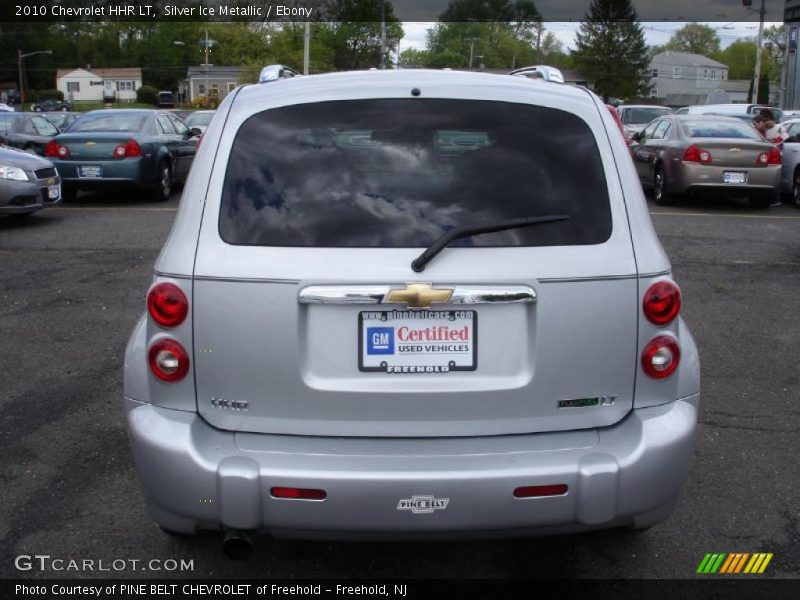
397;495;449;514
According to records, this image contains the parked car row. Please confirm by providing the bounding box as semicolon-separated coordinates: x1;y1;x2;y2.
1;108;215;215
616;103;800;208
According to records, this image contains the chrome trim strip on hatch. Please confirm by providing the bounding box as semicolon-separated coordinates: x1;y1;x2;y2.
298;284;536;306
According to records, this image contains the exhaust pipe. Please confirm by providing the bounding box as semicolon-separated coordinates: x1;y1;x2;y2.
222;529;254;560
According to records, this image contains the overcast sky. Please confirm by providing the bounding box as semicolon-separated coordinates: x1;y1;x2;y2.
399;21;784;54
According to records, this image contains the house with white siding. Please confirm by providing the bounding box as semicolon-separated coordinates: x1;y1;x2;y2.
56;67;143;103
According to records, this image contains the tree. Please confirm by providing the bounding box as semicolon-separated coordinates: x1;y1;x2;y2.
573;0;650;101
664;24;720;56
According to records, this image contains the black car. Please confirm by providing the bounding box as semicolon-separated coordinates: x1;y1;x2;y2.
0;112;59;155
157;91;175;108
32;99;72;112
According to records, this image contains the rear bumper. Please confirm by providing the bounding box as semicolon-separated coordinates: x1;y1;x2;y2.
670;162;780;195
52;158;153;188
125;394;699;539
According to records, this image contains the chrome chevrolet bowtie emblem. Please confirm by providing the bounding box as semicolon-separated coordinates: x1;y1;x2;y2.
85;141;96;147
385;283;453;308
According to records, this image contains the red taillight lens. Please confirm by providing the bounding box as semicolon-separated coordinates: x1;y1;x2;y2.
45;139;69;158
514;484;569;498
271;487;327;500
768;147;781;164
641;336;681;379
124;139;142;157
147;282;188;328
683;144;712;163
114;139;142;158
148;339;190;382
643;280;681;325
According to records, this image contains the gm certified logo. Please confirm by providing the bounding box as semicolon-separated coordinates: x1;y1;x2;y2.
397;495;449;514
366;327;394;355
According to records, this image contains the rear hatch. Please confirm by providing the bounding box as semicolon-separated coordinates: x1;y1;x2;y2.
192;96;639;437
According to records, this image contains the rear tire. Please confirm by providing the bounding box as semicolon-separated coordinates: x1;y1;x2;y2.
653;165;674;206
748;193;772;209
790;168;800;208
150;162;172;202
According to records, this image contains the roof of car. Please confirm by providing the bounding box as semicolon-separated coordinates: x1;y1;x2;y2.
234;69;597;107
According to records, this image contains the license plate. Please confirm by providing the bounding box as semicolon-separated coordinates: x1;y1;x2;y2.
723;171;746;184
359;310;477;374
48;184;59;199
78;165;102;178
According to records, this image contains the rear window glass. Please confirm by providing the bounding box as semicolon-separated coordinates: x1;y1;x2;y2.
682;119;761;139
219;99;612;247
69;113;147;132
621;107;671;125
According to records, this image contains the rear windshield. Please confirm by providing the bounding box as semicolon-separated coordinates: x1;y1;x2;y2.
69;114;147;132
186;112;213;126
682;119;761;139
219;99;612;247
621;107;671;125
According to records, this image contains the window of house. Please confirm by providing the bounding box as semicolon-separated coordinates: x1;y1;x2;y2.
67;82;80;92
673;67;681;78
210;84;220;98
116;81;134;91
711;69;717;79
228;82;236;93
198;83;206;95
703;68;709;78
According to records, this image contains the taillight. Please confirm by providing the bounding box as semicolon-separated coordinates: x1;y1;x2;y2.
757;147;781;165
641;336;681;379
643;280;681;325
514;484;569;498
147;282;188;327
683;144;712;164
148;339;190;382
271;487;327;500
113;139;142;158
45;139;69;158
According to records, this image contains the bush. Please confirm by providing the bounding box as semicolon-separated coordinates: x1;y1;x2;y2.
136;85;158;105
38;89;64;101
189;95;220;109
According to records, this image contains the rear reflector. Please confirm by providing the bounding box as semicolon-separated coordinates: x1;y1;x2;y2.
514;484;568;498
271;487;327;500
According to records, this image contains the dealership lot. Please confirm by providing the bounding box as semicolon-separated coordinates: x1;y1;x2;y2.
1;191;798;579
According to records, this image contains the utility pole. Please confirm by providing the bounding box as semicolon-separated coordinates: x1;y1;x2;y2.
752;0;766;104
468;37;479;69
303;21;310;75
18;49;52;105
380;1;387;69
202;29;212;99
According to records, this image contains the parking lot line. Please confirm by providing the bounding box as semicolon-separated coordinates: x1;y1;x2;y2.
52;206;178;212
651;211;800;220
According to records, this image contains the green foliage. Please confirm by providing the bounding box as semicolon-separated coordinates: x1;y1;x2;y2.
38;89;64;101
136;85;158;105
664;24;721;56
573;0;650;101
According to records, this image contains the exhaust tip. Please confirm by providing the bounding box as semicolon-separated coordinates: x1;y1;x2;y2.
222;530;254;560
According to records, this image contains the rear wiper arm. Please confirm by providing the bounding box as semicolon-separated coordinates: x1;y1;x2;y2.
411;214;571;273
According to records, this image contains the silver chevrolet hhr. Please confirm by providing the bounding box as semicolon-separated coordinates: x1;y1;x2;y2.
124;68;700;558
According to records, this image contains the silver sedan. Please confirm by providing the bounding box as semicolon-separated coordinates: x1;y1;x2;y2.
0;145;61;217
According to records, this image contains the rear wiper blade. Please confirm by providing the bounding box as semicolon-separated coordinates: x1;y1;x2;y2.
411;214;571;272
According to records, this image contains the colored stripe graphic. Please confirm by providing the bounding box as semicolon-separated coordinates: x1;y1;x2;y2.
699;553;774;574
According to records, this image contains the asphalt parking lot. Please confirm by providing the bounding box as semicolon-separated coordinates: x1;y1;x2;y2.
1;189;798;580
